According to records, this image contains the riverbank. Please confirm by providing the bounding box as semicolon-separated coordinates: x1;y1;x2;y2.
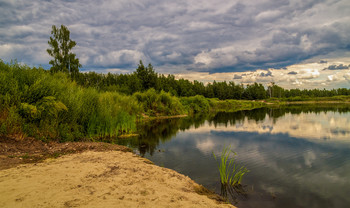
0;136;234;208
265;95;350;105
285;100;350;104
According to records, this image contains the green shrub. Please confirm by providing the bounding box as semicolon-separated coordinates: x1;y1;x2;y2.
0;61;142;141
4;107;23;135
208;99;266;112
180;95;210;115
134;89;185;116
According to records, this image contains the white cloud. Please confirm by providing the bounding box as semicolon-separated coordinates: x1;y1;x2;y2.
188;111;350;141
298;69;320;79
327;73;341;82
94;50;145;67
194;51;213;66
195;138;216;154
292;79;303;86
304;150;316;167
255;10;283;22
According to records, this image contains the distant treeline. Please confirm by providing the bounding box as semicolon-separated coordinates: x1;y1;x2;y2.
74;61;350;100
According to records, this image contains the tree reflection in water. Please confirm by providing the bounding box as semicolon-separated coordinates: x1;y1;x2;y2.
116;104;350;156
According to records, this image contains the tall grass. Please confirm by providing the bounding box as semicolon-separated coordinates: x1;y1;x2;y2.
278;95;350;102
0;60;141;141
86;92;140;138
213;145;249;186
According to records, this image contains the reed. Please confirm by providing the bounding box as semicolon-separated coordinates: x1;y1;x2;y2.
213;145;249;186
0;60;141;141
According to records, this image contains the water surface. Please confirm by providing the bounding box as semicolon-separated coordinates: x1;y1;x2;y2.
117;105;350;208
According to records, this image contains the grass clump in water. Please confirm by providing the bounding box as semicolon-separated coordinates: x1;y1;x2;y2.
213;145;249;187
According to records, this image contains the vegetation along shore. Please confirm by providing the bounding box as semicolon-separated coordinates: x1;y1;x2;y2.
2;59;349;142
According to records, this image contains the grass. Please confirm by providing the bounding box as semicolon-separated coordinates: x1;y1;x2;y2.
209;98;266;113
0;61;142;141
265;95;350;103
213;145;249;186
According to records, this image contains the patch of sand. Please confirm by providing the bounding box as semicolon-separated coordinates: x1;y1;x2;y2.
0;151;234;208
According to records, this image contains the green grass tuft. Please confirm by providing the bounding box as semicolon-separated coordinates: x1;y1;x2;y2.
213;145;249;186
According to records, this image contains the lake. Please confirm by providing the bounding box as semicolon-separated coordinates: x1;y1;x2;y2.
116;105;350;208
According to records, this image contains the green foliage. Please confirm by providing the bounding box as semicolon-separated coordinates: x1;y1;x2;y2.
267;82;284;98
213;146;249;186
0;60;140;141
86;92;140;138
135;61;158;91
180;95;210;114
209;99;266;112
1;107;23;136
242;83;266;100
134;89;185;116
47;25;81;78
278;95;350;102
19;103;39;121
37;96;68;119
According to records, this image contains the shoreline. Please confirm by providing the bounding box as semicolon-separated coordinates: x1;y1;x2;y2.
264;99;350;105
284;100;350;104
142;114;188;120
0;136;234;208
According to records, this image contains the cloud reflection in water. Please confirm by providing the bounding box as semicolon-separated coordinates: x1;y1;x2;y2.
125;106;350;207
188;111;350;141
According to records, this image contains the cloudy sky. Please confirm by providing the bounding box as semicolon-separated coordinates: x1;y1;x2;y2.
1;0;350;89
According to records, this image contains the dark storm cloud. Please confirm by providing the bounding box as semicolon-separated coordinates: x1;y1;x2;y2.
319;60;328;64
288;71;298;75
259;70;273;77
323;64;349;70
233;74;243;79
0;0;349;73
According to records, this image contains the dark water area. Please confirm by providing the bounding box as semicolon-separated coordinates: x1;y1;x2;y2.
116;105;350;208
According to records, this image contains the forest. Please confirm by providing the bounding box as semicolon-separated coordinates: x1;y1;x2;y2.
74;60;350;101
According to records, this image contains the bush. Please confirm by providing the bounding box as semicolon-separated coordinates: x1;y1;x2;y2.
180;95;210;115
0;60;142;141
133;89;185;116
208;99;266;112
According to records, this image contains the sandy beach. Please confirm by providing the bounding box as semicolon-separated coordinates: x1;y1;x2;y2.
0;148;234;208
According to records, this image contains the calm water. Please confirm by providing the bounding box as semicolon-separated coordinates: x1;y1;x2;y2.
116;105;350;208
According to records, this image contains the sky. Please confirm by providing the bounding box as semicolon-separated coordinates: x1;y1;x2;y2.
0;0;350;89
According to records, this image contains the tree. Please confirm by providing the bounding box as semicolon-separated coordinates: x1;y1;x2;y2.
135;60;158;91
47;25;81;78
243;83;266;100
267;82;284;98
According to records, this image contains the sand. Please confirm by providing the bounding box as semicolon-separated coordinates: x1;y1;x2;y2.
0;150;234;208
